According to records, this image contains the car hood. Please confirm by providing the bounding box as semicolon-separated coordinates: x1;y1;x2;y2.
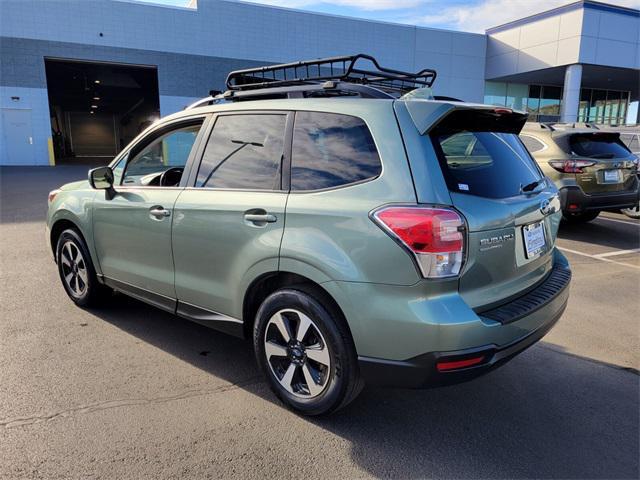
60;179;90;191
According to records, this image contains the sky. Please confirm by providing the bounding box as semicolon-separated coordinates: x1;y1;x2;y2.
144;0;640;32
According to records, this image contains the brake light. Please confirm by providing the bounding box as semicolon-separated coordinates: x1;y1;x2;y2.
372;206;465;278
548;159;595;174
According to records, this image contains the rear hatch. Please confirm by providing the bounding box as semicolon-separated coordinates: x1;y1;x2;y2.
399;102;561;309
553;131;637;194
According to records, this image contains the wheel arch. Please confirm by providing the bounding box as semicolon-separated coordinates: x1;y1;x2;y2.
242;271;355;348
49;215;96;271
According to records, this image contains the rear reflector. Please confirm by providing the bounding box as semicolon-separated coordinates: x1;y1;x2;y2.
372;206;465;278
437;355;485;372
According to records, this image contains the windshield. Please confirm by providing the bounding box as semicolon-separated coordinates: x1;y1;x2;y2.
432;131;543;199
569;133;631;159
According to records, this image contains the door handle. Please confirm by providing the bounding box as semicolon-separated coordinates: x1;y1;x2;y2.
149;206;171;219
244;213;277;223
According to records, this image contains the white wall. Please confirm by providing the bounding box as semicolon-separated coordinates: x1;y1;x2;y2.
0;0;486;102
485;5;640;79
579;7;640;69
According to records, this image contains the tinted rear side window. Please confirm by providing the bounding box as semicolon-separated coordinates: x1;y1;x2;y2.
520;134;546;153
432;131;542;199
291;112;381;191
569;134;631;159
196;114;286;190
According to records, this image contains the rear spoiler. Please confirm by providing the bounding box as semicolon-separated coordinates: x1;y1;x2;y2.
400;100;528;135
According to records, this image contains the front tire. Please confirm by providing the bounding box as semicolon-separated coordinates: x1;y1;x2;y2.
562;210;600;223
56;229;109;307
253;288;362;416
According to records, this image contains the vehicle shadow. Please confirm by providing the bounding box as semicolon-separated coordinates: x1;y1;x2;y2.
92;294;639;480
558;216;640;251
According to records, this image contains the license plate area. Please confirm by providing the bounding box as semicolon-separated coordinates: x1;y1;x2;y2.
522;221;546;259
602;169;621;184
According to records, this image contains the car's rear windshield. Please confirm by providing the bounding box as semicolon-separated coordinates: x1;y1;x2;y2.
569;133;631;159
431;130;543;199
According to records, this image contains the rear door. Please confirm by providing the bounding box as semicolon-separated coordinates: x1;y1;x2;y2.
172;112;290;322
427;109;561;309
559;132;637;194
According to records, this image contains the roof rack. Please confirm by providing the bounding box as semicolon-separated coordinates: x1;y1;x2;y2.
226;54;436;95
184;54;437;109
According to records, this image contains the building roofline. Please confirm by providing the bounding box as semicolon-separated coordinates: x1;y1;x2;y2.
486;0;640;34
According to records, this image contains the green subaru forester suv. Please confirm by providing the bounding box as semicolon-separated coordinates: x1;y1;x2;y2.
46;56;571;415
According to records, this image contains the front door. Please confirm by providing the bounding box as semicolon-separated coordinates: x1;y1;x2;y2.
93;118;206;308
1;109;34;165
173;112;290;320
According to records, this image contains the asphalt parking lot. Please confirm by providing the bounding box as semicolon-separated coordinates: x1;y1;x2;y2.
1;166;638;479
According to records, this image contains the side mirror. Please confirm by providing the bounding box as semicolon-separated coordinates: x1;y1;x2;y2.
88;166;116;199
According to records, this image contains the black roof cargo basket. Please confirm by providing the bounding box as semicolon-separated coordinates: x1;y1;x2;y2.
184;54;438;108
225;54;436;96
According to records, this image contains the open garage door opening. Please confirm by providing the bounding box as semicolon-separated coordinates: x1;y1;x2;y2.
45;59;160;166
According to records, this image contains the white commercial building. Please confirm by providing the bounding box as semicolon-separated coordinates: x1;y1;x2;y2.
0;0;638;166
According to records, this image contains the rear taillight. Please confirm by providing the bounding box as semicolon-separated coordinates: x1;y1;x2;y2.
548;159;595;174
372;206;465;279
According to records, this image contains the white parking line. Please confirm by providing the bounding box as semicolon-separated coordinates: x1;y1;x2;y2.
594;248;640;258
596;216;640;227
558;247;640;270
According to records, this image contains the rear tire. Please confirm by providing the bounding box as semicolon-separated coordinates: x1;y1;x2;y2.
56;229;110;307
562;210;600;223
253;287;362;416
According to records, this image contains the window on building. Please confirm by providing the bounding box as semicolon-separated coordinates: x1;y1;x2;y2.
527;85;541;116
538;86;562;121
196;114;286;190
484;82;507;106
506;83;528;111
486;83;631;125
591;90;607;123
291;112;382;191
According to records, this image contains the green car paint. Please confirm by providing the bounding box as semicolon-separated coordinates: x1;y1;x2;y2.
47;96;571;379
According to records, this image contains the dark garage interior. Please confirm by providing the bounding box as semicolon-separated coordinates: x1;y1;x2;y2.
45;58;160;165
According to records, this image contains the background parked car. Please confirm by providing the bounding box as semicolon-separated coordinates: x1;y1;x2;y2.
520;123;639;222
618;130;640;219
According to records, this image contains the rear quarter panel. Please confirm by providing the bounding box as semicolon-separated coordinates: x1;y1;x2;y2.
279;100;420;285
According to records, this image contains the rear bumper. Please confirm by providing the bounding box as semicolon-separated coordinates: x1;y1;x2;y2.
357;259;571;389
559;185;639;212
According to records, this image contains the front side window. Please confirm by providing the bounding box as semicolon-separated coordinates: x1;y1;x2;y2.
434;130;542;199
122;122;202;186
111;153;128;185
291;112;381;191
196;114;286;190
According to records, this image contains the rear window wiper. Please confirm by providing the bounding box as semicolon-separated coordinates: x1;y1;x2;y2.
521;179;543;193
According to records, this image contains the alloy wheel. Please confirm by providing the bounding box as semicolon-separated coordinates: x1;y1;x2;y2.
60;241;88;298
264;309;331;398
